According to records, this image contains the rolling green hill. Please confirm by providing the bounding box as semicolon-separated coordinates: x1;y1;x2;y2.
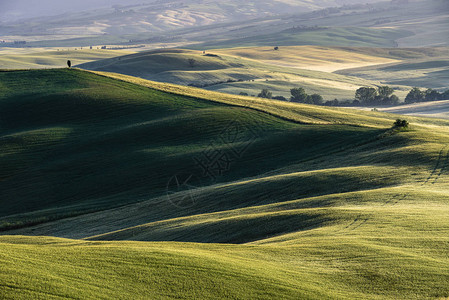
0;68;387;229
1;69;449;299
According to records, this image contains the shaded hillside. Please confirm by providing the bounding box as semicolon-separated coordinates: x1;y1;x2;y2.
0;68;385;229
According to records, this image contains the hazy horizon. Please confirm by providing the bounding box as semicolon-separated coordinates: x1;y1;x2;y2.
0;0;156;22
0;0;389;23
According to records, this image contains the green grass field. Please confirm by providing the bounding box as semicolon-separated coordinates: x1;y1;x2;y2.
1;69;449;299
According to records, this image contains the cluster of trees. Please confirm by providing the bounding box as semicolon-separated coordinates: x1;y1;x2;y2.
354;86;449;106
394;119;409;128
324;99;347;106
290;88;323;105
255;88;323;105
355;86;399;105
257;89;273;99
405;88;449;103
240;85;449;107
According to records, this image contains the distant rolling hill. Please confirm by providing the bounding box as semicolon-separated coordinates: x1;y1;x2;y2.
211;45;400;72
337;54;449;90
3;0;445;51
1;69;449;299
183;0;447;50
77;48;412;100
0;49;135;70
0;0;383;36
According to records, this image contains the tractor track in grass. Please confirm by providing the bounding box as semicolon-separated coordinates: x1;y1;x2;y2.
389;145;448;206
340;145;449;233
432;148;449;185
383;193;408;206
343;216;368;231
423;145;448;186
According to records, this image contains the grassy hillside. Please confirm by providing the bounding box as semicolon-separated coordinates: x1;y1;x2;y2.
0;68;389;229
79;46;449;102
78;48;410;100
2;232;449;299
0;49;135;70
1;69;449;299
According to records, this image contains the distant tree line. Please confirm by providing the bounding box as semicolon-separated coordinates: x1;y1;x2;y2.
236;85;449;107
354;86;400;106
323;86;449;107
254;88;323;105
405;88;449;103
290;88;323;105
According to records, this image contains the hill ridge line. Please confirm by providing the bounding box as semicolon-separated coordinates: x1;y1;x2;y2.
84;69;394;128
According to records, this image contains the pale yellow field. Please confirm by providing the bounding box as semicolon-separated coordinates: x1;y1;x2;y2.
0;48;136;69
380;100;449;119
213;46;400;72
345;100;449;120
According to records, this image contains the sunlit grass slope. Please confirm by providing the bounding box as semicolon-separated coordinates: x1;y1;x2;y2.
338;56;449;90
212;45;400;72
0;49;135;70
379;100;449;119
2;221;449;300
1;69;449;299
